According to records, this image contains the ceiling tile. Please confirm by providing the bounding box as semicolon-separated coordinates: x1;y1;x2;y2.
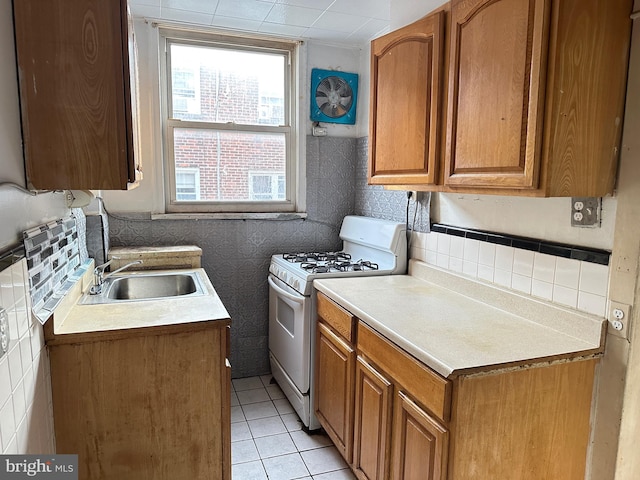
258;22;308;37
329;0;389;20
160;7;213;24
129;0;161;7
349;18;389;42
215;0;275;22
210;15;263;31
275;0;335;8
304;27;352;43
312;10;369;34
129;4;162;17
265;4;324;27
161;0;219;15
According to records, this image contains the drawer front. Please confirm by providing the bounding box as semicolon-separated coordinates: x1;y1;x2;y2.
357;322;451;423
317;293;355;342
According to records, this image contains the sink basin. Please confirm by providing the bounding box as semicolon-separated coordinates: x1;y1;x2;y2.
108;274;198;300
79;271;206;305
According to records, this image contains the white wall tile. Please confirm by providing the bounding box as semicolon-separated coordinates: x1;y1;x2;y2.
579;262;609;297
0;359;10;408
425;250;437;265
0;269;15;310
463;238;479;262
478;242;496;266
449;257;463;273
494;269;511;288
513;249;534;277
436;253;449;269
411;232;427;250
410;246;426;262
531;279;553;301
425;232;438;252
450;236;465;259
462;261;478;278
437;234;450;255
554;257;581;289
553;284;578;309
0;399;15;448
477;264;494;283
577;292;607;317
512;273;532;295
495;245;514;272
533;253;556;283
0;259;54;455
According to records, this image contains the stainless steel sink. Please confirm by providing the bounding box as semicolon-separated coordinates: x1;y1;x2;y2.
79;271;206;305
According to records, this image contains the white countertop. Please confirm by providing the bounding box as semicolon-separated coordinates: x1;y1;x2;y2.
51;267;230;337
314;260;605;378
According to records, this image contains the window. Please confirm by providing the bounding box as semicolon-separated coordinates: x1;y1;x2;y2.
249;172;285;200
176;168;200;201
161;29;298;213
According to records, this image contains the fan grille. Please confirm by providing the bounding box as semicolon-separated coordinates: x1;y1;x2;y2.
315;76;353;118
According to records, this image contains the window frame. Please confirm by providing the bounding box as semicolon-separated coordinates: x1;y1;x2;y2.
160;28;299;213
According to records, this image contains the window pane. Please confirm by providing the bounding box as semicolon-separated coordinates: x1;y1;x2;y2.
173;128;286;202
170;44;285;126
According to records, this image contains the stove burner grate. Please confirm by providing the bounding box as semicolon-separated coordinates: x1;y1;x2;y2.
284;251;351;263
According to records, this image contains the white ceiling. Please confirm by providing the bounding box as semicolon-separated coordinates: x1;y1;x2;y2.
128;0;391;47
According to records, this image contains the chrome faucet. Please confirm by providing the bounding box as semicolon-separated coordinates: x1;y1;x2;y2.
90;259;143;295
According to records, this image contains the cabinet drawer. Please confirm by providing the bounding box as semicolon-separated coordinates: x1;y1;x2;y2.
317;293;355;342
357;322;451;423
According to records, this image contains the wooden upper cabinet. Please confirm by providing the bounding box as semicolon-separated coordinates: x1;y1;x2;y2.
369;11;445;186
370;0;632;197
13;0;141;190
444;0;549;189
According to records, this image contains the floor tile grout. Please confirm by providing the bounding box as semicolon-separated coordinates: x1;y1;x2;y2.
231;376;355;480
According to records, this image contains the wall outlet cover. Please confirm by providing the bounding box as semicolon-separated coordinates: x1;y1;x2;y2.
571;197;601;228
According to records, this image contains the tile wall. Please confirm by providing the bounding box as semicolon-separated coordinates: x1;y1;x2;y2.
411;231;610;317
0;258;55;454
109;135;358;378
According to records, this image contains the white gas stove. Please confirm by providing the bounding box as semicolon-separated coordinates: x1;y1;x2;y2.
268;216;407;430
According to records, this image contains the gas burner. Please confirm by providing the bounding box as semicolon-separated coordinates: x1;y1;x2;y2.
352;260;379;271
284;251;351;263
301;262;331;273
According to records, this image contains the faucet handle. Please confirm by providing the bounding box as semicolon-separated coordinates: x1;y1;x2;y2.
94;259;114;274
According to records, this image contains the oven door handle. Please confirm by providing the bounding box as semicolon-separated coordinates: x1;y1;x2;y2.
268;275;305;305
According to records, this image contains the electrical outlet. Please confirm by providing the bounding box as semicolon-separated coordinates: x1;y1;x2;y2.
571;197;600;227
0;307;9;359
408;191;418;203
608;301;631;339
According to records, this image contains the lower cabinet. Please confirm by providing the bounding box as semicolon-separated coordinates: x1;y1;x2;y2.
315;321;355;462
392;391;448;480
352;357;393;480
314;292;598;480
46;321;231;480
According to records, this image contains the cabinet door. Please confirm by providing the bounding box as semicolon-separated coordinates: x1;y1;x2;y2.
13;0;136;190
353;357;393;480
314;321;356;462
444;0;550;189
369;10;445;186
392;392;448;480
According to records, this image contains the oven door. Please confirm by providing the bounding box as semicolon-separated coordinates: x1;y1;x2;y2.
268;274;311;394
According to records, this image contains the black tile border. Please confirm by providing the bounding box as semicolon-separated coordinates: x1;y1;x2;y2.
0;245;26;273
430;223;610;266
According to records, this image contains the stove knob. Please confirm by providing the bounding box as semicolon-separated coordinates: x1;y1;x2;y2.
294;280;300;291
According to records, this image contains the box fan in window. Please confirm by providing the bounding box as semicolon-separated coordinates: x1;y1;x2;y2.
310;68;358;125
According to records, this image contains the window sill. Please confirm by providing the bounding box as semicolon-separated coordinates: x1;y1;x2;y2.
151;212;308;221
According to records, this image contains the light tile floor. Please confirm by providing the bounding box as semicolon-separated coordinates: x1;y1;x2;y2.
231;375;356;480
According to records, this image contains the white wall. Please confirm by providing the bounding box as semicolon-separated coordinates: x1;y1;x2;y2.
0;0;69;251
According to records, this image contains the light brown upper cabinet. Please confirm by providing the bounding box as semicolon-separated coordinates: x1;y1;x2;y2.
369;11;445;186
13;0;141;190
370;0;632;197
